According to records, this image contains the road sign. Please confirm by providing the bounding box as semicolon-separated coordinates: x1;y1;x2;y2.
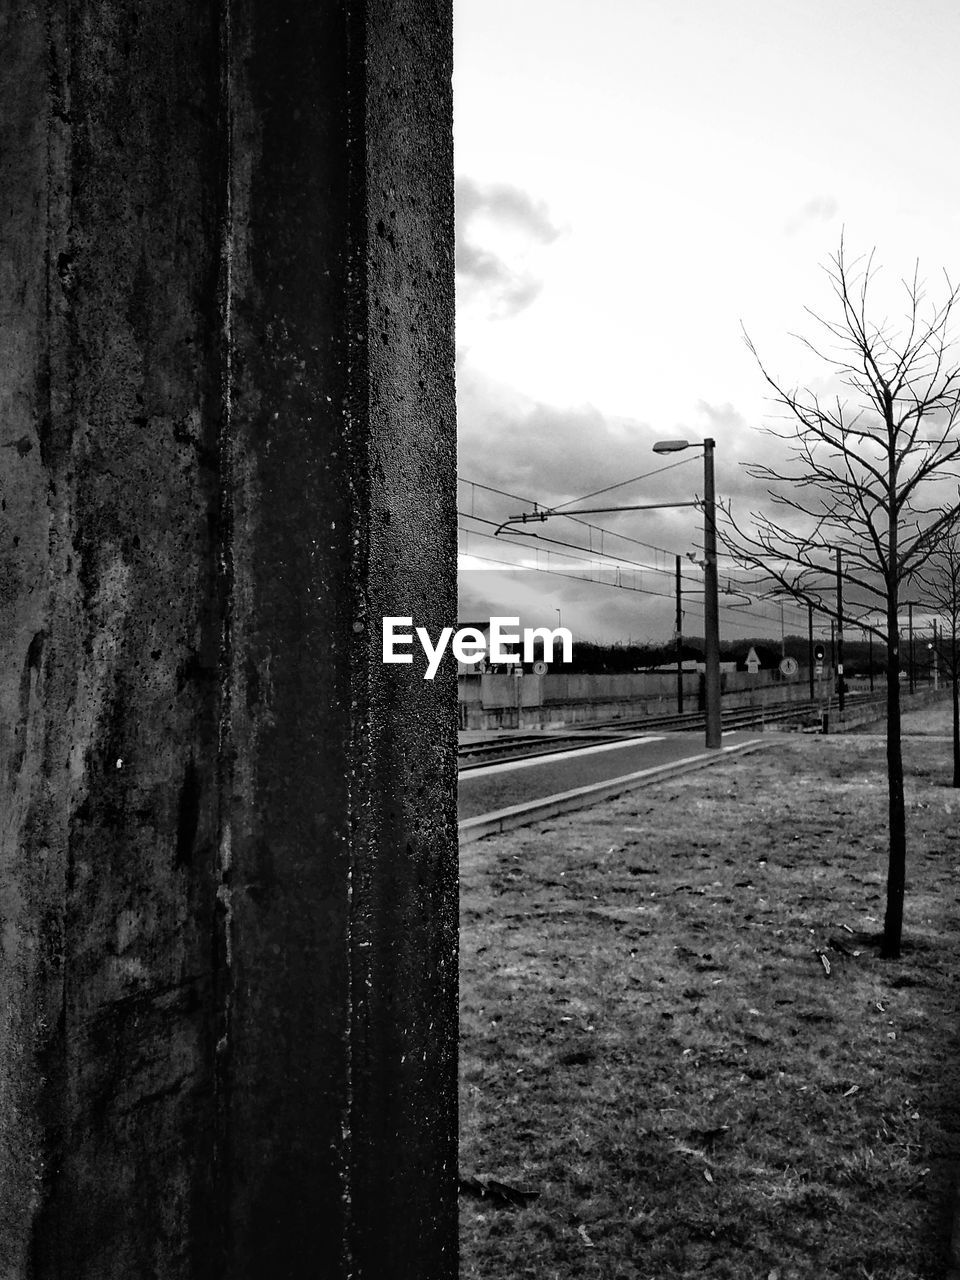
745;645;761;674
532;660;548;676
512;664;524;678
815;663;824;677
779;656;799;677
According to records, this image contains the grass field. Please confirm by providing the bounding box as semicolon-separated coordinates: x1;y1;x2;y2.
850;690;958;740
460;726;960;1278
900;697;958;738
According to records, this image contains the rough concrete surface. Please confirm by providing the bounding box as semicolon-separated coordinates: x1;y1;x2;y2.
0;2;457;1277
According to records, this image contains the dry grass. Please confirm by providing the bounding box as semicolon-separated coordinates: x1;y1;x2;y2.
460;732;960;1279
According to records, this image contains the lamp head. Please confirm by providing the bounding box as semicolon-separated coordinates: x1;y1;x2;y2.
653;439;691;454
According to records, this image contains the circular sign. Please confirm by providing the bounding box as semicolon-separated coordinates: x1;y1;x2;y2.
779;656;799;677
532;660;548;676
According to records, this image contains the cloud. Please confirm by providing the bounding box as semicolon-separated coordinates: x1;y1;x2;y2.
784;195;839;236
458;564;662;646
457;177;561;245
456;177;561;319
456;242;544;313
457;375;641;505
694;400;782;507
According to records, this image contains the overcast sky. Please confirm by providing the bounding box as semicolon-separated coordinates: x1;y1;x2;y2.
453;0;960;646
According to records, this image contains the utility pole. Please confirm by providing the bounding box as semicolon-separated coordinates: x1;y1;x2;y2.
836;548;845;719
650;437;721;747
908;602;915;694
675;554;684;714
869;626;874;692
807;604;815;702
523;436;721;748
505;453;713;741
702;438;722;749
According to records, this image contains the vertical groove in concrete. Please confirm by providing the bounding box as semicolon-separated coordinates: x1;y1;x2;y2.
0;2;457;1276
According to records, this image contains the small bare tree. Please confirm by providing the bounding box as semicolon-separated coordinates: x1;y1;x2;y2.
918;516;960;787
723;240;960;958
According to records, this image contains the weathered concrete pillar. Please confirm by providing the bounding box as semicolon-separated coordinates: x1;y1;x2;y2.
0;3;457;1277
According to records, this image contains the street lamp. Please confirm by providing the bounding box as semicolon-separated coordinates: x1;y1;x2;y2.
652;437;721;748
497;456;708;743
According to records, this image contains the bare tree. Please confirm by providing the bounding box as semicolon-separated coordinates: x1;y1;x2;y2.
918;516;960;787
722;240;960;959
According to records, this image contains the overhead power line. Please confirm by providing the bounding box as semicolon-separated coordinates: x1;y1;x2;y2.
458;476;686;562
459;548;677;600
458;475;833;639
458;511;681;578
549;454;697;510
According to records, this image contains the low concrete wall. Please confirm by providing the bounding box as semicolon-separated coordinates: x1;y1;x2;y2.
539;672;700;703
458;668;876;731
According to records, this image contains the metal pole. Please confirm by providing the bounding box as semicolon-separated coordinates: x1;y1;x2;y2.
869;626;874;692
836;548;845;719
909;602;915;694
703;439;722;748
675;554;684;714
933;619;940;691
807;604;815;702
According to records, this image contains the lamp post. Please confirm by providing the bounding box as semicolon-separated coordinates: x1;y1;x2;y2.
675;554;684;715
653;437;721;748
498;449;710;744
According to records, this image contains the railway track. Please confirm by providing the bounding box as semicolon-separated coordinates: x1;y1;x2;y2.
458;691;888;770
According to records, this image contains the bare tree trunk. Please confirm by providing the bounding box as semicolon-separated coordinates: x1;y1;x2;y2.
953;630;960;788
882;586;906;959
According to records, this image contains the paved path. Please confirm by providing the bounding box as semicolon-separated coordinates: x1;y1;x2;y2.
458;729;765;820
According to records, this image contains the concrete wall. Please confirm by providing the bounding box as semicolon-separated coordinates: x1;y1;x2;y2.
460;669;823;730
0;4;456;1278
458;667;892;731
540;672;701;703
